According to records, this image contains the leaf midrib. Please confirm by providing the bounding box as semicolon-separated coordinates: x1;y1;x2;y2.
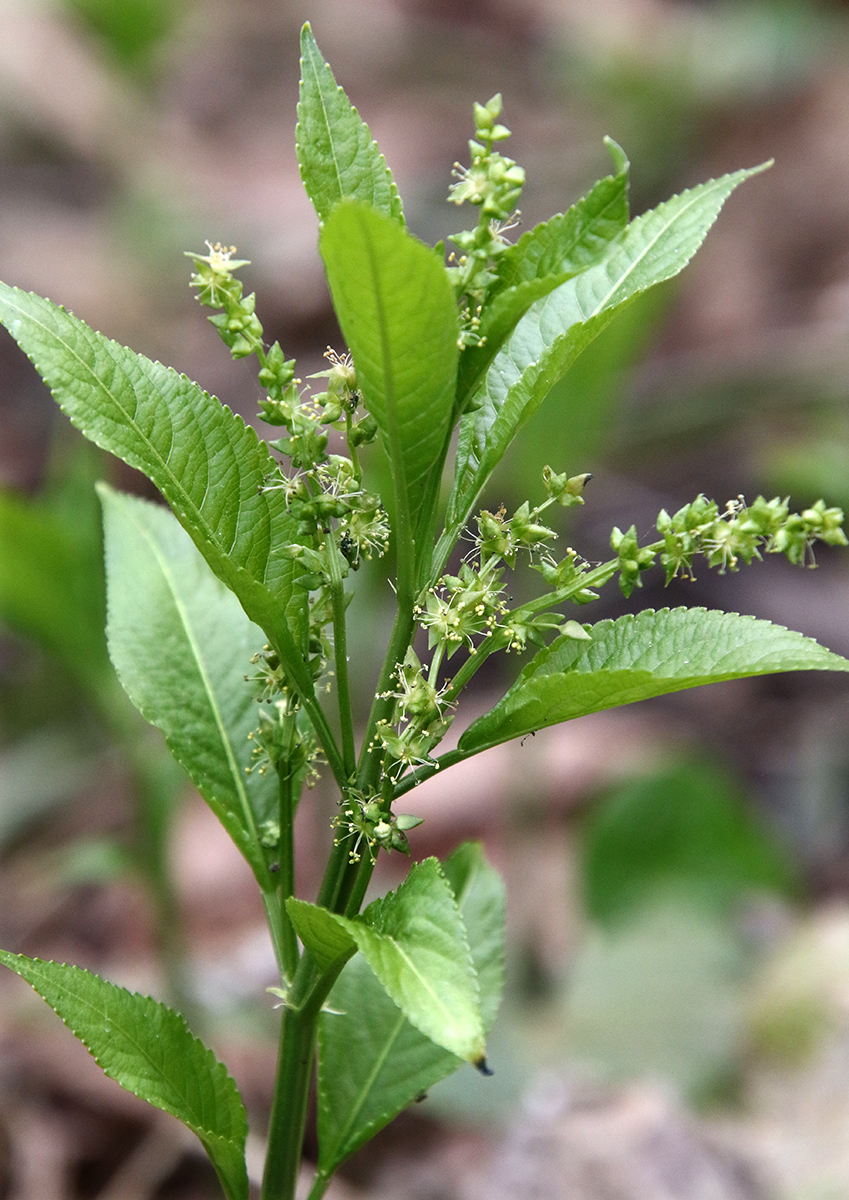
589;178;722;315
11;959;241;1144
124;503;263;850
365;927;476;1049
4;294;258;588
304;49;346;208
324;1005;409;1162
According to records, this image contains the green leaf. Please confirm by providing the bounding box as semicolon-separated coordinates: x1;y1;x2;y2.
460;607;849;754
316;845;504;1175
440;843;505;1030
456;138;630;410
297;24;404;225
320;203;459;586
354;857;485;1063
444;164;770;546
293;858;484;1063
286;897;357;973
0;283;310;694
0;952;248;1200
100;485;277;887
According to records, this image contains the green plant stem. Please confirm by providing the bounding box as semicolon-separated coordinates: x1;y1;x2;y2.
431;516;469;586
305;600;419;927
281;663;347;791
513;558;621;620
356;602;416;785
327;542;356;777
392;747;465;799
343;855;376;917
260;967;320;1200
263;891;296;984
263;758;300;983
261;951;350;1200
443;634;508;704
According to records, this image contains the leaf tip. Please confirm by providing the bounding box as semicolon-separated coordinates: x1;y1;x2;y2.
602;135;629;177
474;1055;494;1077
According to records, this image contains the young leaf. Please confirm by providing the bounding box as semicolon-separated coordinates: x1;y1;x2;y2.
320;203;459;589
440;842;505;1030
289;858;484;1064
297;23;404;225
460;607;849;755
315;844;504;1177
0;284;310;697
286;897;357;973
456;138;630;410
443;164;770;552
0;952;248;1200
100;485;278;887
355;857;485;1063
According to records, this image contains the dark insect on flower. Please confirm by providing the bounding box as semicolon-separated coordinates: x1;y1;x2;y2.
340;530;359;567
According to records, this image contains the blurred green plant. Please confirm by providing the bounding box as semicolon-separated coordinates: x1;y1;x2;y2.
61;0;180;69
581;758;797;925
0;442;188;1001
561;759;799;1099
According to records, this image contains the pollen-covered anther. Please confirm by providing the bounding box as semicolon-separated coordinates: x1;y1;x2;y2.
206;241;238;269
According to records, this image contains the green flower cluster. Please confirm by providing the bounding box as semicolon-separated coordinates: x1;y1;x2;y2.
185;104;848;843
447;94;526;347
613;494;848;598
185;251;390;686
332;788;423;864
368;647;455;786
416;470;596;675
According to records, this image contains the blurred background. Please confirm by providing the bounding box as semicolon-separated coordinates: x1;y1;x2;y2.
3;0;849;1196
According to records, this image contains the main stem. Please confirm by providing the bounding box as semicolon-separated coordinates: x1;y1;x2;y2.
260;957;323;1200
262;593;416;1197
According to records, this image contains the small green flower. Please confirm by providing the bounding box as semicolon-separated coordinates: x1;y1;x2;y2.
542;465;593;508
416;562;506;656
611;525;656;597
185;241;250;306
510;501;557;555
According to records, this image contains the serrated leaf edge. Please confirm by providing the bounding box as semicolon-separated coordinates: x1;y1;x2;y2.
354;858;484;1060
0;954;247;1147
458;605;849;755
296;25;404;225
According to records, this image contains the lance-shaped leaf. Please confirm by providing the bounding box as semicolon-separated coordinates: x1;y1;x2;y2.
320;203;458;585
0;284;310;697
0;952;248;1200
444;164;770;548
456;138;630;411
297;23;404;225
101;485;277;887
287;857;485;1065
314;844;504;1177
460;607;849;755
